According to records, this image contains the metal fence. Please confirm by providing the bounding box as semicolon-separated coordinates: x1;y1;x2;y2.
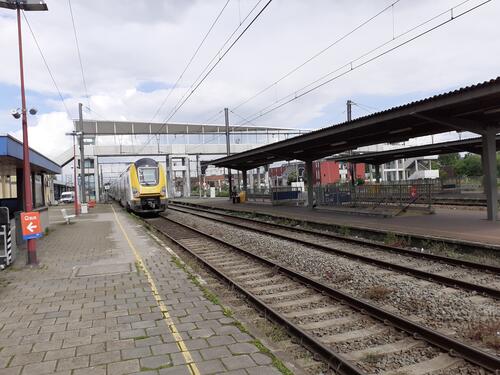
270;186;305;206
316;182;432;209
246;188;271;202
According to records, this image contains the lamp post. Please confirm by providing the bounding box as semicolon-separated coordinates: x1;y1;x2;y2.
66;131;82;216
1;0;49;265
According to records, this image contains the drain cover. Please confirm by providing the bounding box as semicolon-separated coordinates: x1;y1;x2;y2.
75;263;132;277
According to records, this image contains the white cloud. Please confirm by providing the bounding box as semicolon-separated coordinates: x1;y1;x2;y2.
1;0;499;158
11;112;73;158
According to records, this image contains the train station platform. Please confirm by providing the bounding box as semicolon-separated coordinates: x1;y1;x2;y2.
172;198;500;249
0;205;283;375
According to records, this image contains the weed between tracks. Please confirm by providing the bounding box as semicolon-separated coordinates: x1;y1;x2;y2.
383;232;411;247
338;225;350;237
466;318;500;350
363;285;393;301
252;339;294;375
169;256;293;375
361;352;384;364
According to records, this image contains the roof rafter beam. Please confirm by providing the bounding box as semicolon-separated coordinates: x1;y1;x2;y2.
410;113;486;135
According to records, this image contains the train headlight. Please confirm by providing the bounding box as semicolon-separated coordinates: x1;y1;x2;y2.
161;186;166;196
132;188;140;198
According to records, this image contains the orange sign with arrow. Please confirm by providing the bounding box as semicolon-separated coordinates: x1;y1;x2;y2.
21;211;43;240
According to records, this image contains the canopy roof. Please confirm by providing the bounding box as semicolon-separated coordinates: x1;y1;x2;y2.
331;136;500;165
204;77;500;170
0;135;61;174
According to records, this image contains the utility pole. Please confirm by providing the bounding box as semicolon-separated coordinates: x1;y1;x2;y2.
225;108;232;199
12;2;47;264
99;164;104;202
196;154;201;198
347;100;356;187
72;134;79;214
78;103;86;203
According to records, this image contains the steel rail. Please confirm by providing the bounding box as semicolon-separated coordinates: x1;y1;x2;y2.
145;218;367;375
166;204;500;299
169;201;500;274
152;214;500;373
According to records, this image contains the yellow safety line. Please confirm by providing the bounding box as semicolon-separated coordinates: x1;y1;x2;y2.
111;206;200;375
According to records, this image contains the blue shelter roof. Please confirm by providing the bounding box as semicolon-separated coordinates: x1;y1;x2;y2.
0;135;61;174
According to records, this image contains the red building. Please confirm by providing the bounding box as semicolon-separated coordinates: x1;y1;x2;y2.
313;161;364;185
269;160;365;186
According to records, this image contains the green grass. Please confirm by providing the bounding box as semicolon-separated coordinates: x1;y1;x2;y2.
361;352;384;364
134;261;143;274
136;218;294;375
169;257;292;375
338;225;350;236
252;339;294;375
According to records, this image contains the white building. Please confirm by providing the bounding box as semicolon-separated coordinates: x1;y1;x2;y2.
358;142;439;182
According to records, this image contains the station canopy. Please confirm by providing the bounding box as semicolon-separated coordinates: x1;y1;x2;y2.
331;136;500;165
204;77;500;170
0;135;61;174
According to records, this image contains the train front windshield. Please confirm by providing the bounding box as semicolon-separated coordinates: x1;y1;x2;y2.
138;167;158;186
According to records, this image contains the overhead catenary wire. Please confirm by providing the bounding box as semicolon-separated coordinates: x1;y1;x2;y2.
84;105;107;121
161;0;271;124
187;108;272;156
68;0;91;109
238;0;490;125
230;109;258;126
352;101;380;114
148;0;232;124
231;0;401;112
22;11;72;119
203;109;225;124
206;0;401;131
161;0;264;125
135;0;272;155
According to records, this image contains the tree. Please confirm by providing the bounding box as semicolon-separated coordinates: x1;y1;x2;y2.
455;154;482;177
287;170;308;185
437;153;460;179
287;171;297;185
438;153;460;167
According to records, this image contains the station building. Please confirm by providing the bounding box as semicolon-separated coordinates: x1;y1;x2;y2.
0;134;61;228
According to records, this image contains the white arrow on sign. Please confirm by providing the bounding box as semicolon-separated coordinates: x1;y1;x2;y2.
27;222;37;233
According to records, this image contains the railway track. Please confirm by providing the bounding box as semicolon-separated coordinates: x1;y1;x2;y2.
144;214;499;374
167;203;500;299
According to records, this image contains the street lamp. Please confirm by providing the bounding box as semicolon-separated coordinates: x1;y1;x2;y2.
66;131;82;216
1;0;48;265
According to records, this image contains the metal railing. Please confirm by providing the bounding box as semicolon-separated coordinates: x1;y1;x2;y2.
270;186;305;206
246;187;271;202
316;182;432;210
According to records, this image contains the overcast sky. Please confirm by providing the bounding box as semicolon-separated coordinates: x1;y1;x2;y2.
0;0;498;158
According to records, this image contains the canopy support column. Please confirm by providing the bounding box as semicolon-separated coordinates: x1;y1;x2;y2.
482;127;498;221
242;170;248;192
375;164;381;183
306;160;314;210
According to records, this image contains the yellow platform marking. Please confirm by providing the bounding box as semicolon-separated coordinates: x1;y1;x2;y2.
112;206;200;375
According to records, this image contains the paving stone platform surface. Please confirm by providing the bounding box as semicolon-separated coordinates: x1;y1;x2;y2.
0;205;281;375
